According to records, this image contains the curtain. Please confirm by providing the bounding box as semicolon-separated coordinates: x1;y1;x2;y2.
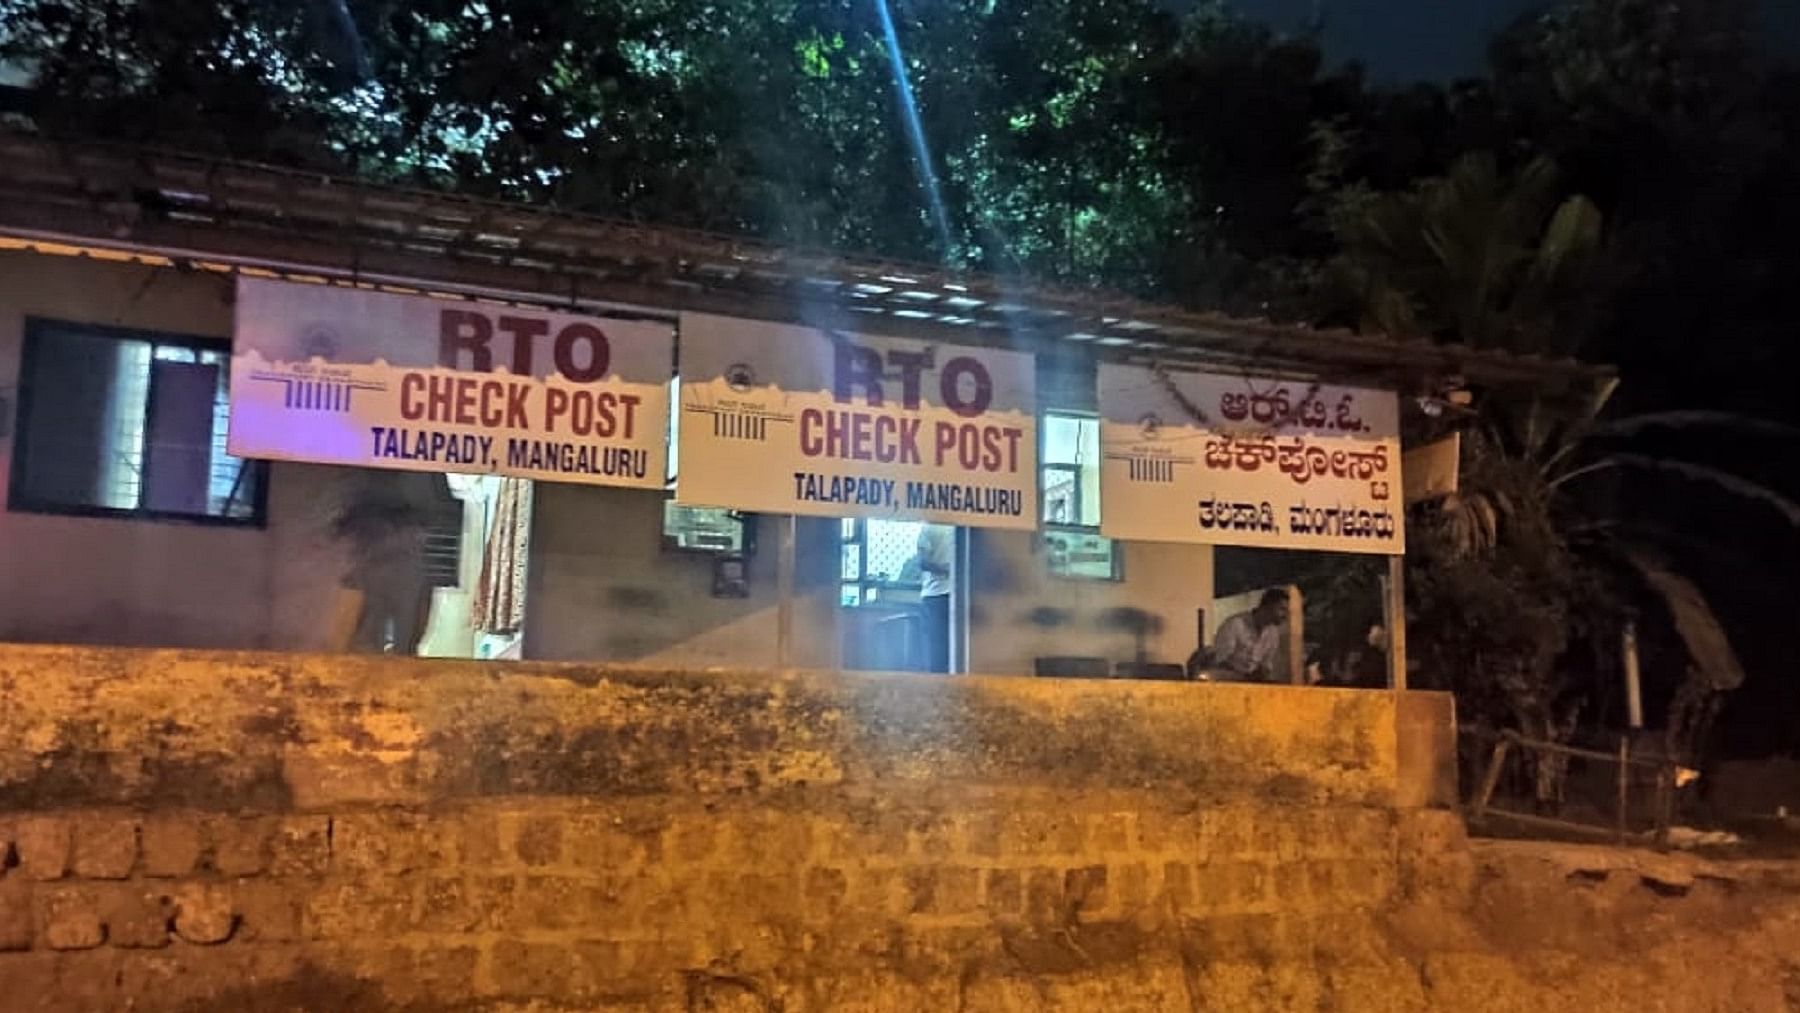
473;478;532;635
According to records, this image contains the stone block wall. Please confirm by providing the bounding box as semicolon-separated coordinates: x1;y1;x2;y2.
0;644;1441;1010
4;644;1797;1011
0;796;1419;1011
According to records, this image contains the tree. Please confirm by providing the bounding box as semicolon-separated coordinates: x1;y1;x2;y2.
1474;0;1800;763
1327;152;1608;355
0;0;1363;303
1482;0;1791;411
1330;153;1795;806
0;0;343;165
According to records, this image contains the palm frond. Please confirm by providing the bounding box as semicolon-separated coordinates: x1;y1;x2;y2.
1617;550;1747;692
1439;490;1503;555
1529;194;1603;284
1509;156;1563;219
1533;377;1618;474
1585;411;1800;441
1581;520;1776;570
1556;453;1800;529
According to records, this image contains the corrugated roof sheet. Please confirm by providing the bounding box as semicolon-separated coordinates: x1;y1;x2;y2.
0;131;1612;391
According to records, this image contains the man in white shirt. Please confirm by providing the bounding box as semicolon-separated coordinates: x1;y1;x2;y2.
916;524;955;673
1200;589;1289;682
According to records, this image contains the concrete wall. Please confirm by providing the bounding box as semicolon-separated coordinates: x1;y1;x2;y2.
526;484;1215;675
525;486;843;669
968;346;1216;675
2;645;1797;1012
970;531;1212;675
2;249;1213;672
0;249;353;652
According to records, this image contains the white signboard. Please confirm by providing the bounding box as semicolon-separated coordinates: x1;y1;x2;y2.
1404;432;1461;505
229;278;672;487
675;314;1037;529
1098;363;1403;554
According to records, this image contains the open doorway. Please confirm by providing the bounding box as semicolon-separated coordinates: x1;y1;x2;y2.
418;475;533;660
330;470;533;660
838;518;959;672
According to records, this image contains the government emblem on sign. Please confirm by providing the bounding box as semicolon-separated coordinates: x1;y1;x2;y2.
1138;413;1162;440
725;363;756;392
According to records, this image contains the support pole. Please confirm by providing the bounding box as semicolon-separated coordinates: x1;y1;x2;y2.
1386;553;1408;691
1285;585;1305;685
776;514;796;670
1616;734;1632;841
1622;622;1644;729
953;526;972;674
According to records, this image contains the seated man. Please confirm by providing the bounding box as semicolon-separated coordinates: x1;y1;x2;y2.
1191;589;1289;682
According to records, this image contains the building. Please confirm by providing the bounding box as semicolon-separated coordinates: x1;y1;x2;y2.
0;132;1607;677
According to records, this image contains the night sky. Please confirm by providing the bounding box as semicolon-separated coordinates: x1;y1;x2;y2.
1214;0;1800;82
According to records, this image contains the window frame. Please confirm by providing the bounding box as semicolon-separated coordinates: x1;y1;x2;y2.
839;516;925;607
1039;408;1122;582
7;317;269;528
1042;461;1087;526
660;495;755;556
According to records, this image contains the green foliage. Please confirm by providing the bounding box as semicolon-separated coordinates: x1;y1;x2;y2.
0;0;1357;304
0;0;341;163
1483;0;1793;411
1407;428;1604;748
1417;387;1796;762
1490;0;1765;150
1327;153;1610;354
1328;145;1794;780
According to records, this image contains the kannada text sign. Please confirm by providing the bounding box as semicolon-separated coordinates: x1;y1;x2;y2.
1098;363;1404;553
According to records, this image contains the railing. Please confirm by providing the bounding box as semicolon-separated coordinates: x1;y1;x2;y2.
1466;729;1681;846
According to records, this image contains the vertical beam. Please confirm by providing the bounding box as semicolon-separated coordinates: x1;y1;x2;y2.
1471;738;1511;824
953;526;972;674
1285;584;1305;685
1386;554;1408;691
1622;622;1644;729
1616;735;1632;841
776;514;796;670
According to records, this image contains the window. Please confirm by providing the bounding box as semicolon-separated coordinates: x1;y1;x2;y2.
422;520;464;588
663;502;750;553
9;319;264;524
1043;413;1100;527
1041;410;1118;580
840;517;924;606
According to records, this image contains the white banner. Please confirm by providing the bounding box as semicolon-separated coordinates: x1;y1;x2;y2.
1098;364;1404;554
675;314;1037;529
228;278;672;487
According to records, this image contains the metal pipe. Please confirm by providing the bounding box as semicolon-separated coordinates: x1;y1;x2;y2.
776;515;796;670
1616;735;1631;841
1479;807;1646;840
1623;622;1644;729
1496;730;1659;766
1471;739;1511;823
